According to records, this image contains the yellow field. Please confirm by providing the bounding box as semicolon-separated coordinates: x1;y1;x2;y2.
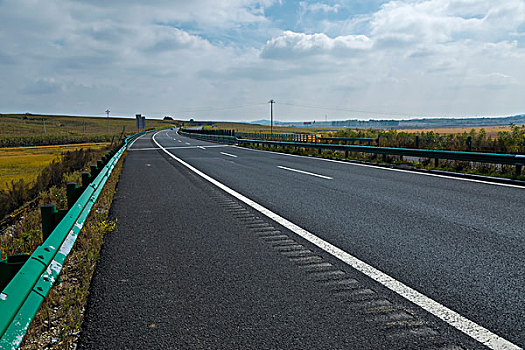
402;126;512;137
0;142;109;190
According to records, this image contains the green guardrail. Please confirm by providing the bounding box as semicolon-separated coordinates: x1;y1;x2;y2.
179;131;237;144
180;130;525;176
0;131;147;349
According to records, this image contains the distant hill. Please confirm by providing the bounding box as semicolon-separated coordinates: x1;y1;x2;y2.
249;114;525;129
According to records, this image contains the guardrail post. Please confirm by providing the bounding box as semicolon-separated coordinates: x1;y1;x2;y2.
82;172;91;189
90;165;98;178
345;150;349;158
0;254;30;291
66;182;78;209
434;158;439;167
467;136;472;151
41;204;58;240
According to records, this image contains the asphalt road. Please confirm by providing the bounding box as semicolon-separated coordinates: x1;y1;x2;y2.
79;130;523;349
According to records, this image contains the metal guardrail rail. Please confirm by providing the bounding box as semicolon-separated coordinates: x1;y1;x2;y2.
180;131;525;176
179;131;237;144
0;131;146;349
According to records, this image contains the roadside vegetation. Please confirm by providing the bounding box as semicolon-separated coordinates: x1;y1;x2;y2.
0;151;125;349
328;124;525;153
0;145;114;221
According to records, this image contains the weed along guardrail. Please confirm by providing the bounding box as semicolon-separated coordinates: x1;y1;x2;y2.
0;131;146;349
180;130;525;177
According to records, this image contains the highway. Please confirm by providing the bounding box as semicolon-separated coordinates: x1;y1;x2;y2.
80;130;524;349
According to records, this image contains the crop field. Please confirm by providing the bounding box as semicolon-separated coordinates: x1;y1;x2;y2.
0;142;109;190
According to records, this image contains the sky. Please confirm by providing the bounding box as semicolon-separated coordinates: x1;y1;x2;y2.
0;0;524;121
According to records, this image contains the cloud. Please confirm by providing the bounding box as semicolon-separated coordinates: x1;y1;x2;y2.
21;78;62;95
261;31;372;59
300;2;341;14
0;0;524;119
370;0;525;47
145;27;213;53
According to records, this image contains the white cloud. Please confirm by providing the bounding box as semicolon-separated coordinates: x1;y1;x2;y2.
371;0;525;46
261;31;372;59
0;0;524;119
300;2;341;14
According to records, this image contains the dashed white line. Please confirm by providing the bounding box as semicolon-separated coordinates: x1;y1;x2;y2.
178;140;182;143
234;146;525;190
220;152;238;158
277;165;332;180
152;130;520;350
130;145;229;151
198;146;206;150
185;142;191;145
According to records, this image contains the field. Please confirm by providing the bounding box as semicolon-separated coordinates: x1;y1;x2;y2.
0;113;176;137
0;113;178;147
0;142;109;190
402;126;513;137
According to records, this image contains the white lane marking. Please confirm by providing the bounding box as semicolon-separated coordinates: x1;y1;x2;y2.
198;146;206;150
277;165;332;180
234;146;525;190
153;130;520;350
178;140;182;143
220;152;238;158
128;133;147;149
185;142;191;145
130;145;229;151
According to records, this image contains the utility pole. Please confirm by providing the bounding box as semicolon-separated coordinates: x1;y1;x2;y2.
268;99;275;139
106;109;110;134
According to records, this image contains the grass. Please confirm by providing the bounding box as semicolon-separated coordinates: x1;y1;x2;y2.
0;143;110;190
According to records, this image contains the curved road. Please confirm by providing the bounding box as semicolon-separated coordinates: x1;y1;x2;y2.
149;129;524;348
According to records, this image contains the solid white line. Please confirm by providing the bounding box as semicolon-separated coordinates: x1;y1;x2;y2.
233;146;525;190
153;130;520;350
220;152;238;158
277;165;332;179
